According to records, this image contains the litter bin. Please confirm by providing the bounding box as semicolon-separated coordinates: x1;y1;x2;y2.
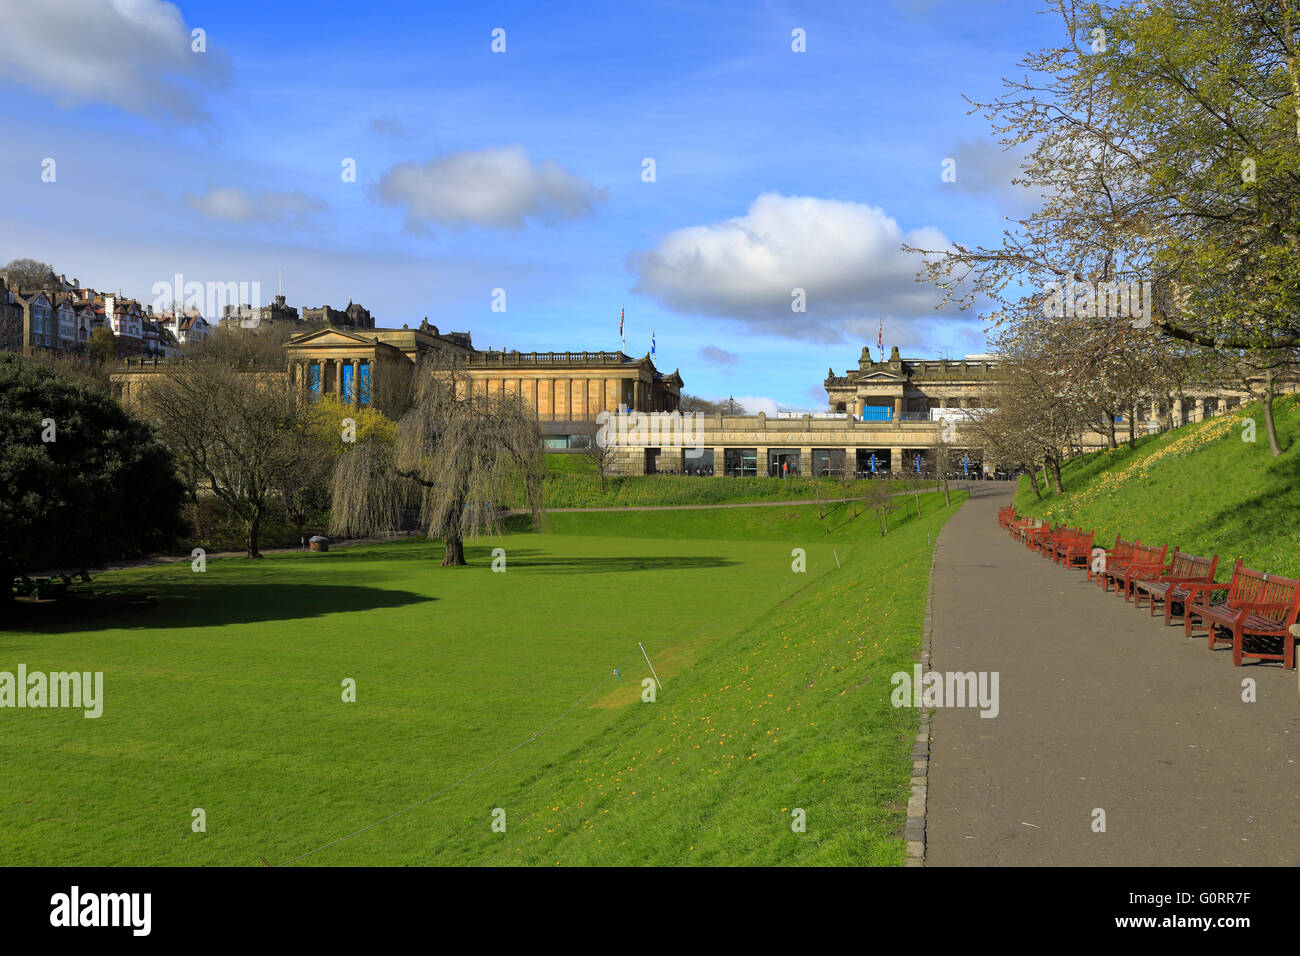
308;535;331;553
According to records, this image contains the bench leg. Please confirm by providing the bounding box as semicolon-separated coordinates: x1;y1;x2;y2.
1232;627;1244;666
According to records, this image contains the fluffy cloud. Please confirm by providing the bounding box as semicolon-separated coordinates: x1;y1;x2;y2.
699;345;739;366
631;193;954;341
184;186;326;223
733;395;781;417
373;145;608;231
0;0;230;121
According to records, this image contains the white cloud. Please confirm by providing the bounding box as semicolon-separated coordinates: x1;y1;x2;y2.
0;0;230;121
699;345;739;366
184;186;326;223
733;395;780;416
373;145;608;231
631;193;955;341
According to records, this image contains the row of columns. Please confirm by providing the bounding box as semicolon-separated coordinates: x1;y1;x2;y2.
294;358;365;404
476;375;668;419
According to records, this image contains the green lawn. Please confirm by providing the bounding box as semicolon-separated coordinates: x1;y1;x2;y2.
1;492;962;866
1013;394;1300;577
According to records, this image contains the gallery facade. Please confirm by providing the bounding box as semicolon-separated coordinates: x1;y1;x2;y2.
111;319;1257;477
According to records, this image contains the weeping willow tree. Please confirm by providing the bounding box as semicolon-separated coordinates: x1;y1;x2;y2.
329;354;545;565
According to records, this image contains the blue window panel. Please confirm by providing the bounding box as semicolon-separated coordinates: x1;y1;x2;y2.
308;363;321;393
358;363;371;405
342;363;355;402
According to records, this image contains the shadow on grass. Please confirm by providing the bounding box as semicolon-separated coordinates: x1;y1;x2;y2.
2;583;435;634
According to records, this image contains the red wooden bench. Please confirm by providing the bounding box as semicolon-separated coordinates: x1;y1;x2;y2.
1025;521;1058;553
1131;549;1219;625
1057;529;1096;570
998;506;1016;529
1044;525;1080;562
1184;561;1300;668
1009;515;1036;542
1102;542;1167;598
1034;524;1070;557
1114;543;1172;602
1092;536;1139;587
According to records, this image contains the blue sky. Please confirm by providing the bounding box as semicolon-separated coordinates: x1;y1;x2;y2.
0;0;1058;410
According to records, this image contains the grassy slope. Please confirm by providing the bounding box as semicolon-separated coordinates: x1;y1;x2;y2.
538;453;928;509
1013;394;1300;577
1;492;963;866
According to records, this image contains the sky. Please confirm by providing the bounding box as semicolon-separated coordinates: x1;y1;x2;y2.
0;0;1061;411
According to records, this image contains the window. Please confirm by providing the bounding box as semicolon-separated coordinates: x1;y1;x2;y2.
812;448;845;477
724;448;757;477
684;448;714;475
342;362;355;403
767;448;800;477
358;362;371;405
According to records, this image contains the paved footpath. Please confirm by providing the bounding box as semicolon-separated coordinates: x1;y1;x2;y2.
927;486;1300;865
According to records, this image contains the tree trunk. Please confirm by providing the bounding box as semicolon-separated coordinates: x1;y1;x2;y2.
1040;460;1051;494
1027;464;1042;500
1263;368;1283;458
1127;404;1136;447
442;533;466;566
1106;415;1117;449
245;510;262;558
1049;456;1064;495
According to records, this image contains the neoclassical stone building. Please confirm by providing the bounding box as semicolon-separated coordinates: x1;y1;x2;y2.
110;324;1267;478
279;319;683;441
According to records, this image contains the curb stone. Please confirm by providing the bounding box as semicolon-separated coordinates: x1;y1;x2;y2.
905;530;940;867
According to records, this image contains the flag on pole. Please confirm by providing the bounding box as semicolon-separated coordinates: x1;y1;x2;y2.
620;306;625;353
878;317;883;360
651;329;656;357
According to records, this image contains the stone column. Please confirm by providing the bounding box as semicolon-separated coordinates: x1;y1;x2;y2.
351;359;360;405
800;446;813;477
890;446;904;473
1172;397;1184;426
1194;397;1206;421
893;396;903;421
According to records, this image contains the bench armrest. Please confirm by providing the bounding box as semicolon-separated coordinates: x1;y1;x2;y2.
1232;600;1294;613
1183;582;1229;597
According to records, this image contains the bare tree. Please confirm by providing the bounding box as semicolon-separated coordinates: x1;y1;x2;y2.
583;435;618;493
3;258;56;290
144;330;301;557
863;481;896;536
330;353;545;566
